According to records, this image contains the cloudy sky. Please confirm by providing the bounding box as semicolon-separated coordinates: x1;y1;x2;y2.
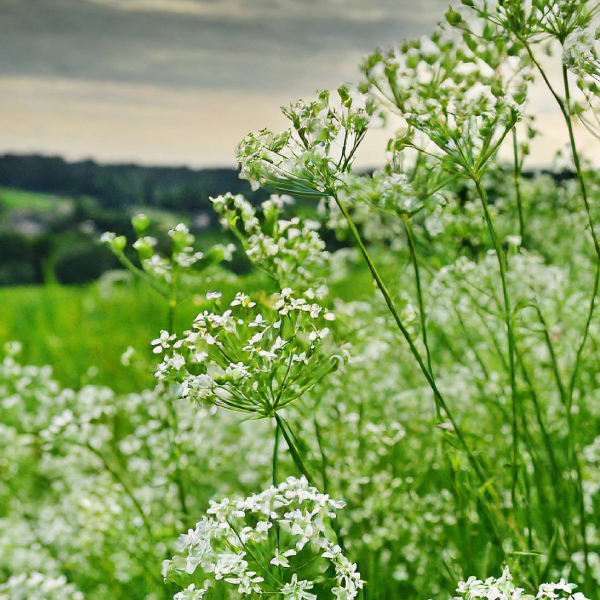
0;0;594;167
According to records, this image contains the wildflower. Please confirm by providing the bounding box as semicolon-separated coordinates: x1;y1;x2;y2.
212;193;331;291
537;579;589;600
0;573;84;600
236;86;382;197
164;477;362;600
456;567;524;600
151;330;176;354
362;26;530;176
281;575;317;600
155;290;341;418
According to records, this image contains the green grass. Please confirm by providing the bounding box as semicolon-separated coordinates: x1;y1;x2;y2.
0;262;374;392
0;187;73;212
0;273;261;392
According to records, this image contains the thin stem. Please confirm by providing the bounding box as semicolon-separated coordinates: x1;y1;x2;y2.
313;414;330;494
561;64;600;260
275;413;347;552
332;192;488;486
523;40;597;585
275;414;314;483
272;420;281;486
83;442;154;541
568;263;600;407
561;60;595;585
514;344;564;510
471;177;519;506
115;252;170;299
167;397;189;517
523;39;600;260
512;128;526;245
402;216;440;418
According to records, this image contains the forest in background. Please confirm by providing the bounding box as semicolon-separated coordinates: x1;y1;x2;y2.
0;154;268;286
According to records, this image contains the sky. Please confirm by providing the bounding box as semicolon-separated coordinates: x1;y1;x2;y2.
0;0;595;168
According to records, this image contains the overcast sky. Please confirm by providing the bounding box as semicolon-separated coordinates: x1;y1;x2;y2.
0;0;595;167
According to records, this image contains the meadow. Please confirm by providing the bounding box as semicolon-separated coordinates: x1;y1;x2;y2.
4;2;600;600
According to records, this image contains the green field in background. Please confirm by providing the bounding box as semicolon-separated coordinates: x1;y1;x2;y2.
0;264;374;392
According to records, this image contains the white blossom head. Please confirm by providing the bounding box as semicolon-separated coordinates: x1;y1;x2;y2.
163;477;362;600
155;290;341;418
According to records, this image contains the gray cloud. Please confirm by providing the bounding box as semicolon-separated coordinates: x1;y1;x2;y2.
0;0;464;166
0;0;447;93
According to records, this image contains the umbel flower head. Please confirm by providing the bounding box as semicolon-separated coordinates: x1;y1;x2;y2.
462;0;600;43
452;566;590;600
163;476;363;600
236;85;382;198
362;25;530;176
561;27;600;138
211;193;330;291
154;290;341;418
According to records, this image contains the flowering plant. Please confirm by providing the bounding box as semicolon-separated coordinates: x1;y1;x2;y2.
163;477;362;600
154;290;339;419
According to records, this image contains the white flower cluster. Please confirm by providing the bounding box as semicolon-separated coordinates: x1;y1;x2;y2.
464;0;599;42
236;85;381;197
340;171;422;218
154;290;340;418
163;476;362;600
454;567;589;600
363;26;529;174
212;193;330;291
537;579;589;600
455;567;523;600
0;573;84;600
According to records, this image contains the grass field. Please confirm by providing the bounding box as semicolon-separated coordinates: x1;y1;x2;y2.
0;187;73;213
0;263;374;392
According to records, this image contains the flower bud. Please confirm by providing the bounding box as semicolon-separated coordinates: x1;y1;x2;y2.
131;213;150;235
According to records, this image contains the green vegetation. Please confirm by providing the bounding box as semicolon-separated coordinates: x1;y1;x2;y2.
4;3;600;600
0;187;72;213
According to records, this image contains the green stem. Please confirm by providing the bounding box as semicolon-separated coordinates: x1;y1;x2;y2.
523;39;600;260
471;177;519;505
314;414;330;494
562;62;594;586
272;420;281;486
525;41;596;584
275;413;346;552
167;397;189;517
514;344;565;514
84;442;154;541
512;128;526;245
568;263;600;406
402;216;440;418
115;252;170;299
332;192;487;486
561;65;600;260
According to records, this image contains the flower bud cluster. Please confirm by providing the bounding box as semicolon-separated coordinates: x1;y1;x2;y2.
212;193;330;291
363;26;530;174
236;86;382;197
